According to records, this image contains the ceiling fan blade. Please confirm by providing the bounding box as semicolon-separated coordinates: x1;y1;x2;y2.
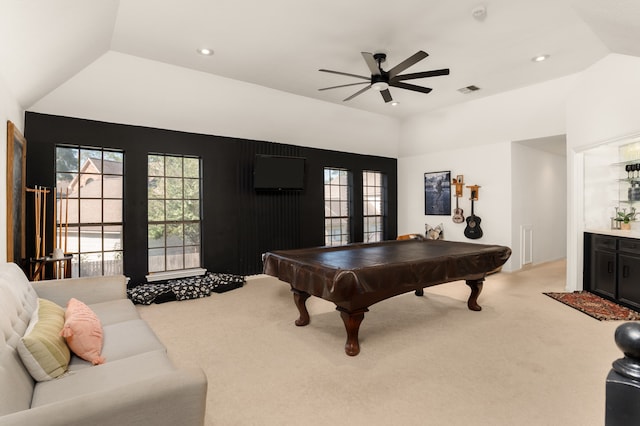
361;52;381;76
392;68;450;81
318;81;370;91
343;85;371;101
390;81;432;94
380;89;393;103
388;50;429;79
319;69;370;80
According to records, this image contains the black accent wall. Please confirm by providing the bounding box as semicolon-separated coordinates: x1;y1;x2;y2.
24;112;397;282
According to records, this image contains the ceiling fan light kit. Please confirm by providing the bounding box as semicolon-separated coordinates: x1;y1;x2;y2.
319;50;450;104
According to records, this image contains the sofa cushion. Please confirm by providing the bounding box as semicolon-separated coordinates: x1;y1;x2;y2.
17;298;70;381
31;350;175;407
87;299;140;326
61;298;105;365
68;319;166;371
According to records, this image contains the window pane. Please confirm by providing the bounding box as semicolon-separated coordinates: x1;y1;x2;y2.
148;177;164;199
148;200;165;222
80;148;101;166
148;248;165;272
79;174;102;198
56;147;78;173
103;175;123;198
103;225;122;251
166;246;184;270
166;177;183;199
184;158;199;178
184;178;199;199
79;226;103;252
103;251;123;275
166;223;183;247
184;245;200;269
148;155;165;176
79;200;102;223
104;200;122;223
148;224;165;248
80;252;103;277
184;223;200;245
103;151;123;174
65;226;79;253
184;200;200;220
166;200;183;221
324;167;351;246
165;156;183;177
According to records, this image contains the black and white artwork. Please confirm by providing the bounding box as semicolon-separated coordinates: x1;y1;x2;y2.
424;171;451;215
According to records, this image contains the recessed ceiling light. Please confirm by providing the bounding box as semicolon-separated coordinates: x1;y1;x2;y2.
532;54;549;62
197;48;214;56
390;101;399;107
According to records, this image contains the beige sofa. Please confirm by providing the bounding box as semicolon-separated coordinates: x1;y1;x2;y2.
0;262;207;426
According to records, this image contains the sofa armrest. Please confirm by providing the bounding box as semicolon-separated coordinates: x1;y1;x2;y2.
0;368;208;426
31;275;128;307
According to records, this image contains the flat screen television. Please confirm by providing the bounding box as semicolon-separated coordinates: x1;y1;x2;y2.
254;155;306;190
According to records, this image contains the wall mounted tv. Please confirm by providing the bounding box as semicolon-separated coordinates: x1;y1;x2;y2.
254;155;306;190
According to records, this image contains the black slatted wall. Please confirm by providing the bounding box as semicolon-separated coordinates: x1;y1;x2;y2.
24;112;397;282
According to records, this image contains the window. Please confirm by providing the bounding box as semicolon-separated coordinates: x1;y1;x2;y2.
324;168;352;246
147;154;202;273
363;170;386;242
55;146;124;277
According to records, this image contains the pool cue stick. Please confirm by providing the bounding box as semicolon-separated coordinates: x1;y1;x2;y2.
35;186;41;259
53;187;57;278
42;187;47;260
64;187;69;254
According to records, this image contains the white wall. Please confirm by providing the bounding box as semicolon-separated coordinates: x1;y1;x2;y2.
511;143;567;269
30;51;400;158
566;53;640;291
398;74;577;272
0;74;25;262
399;74;575;157
398;142;514;270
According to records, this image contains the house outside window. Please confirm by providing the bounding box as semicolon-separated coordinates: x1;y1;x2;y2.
363;170;386;242
55;146;124;277
324;167;352;246
147;154;202;274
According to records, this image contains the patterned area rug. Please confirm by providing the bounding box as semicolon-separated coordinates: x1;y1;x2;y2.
544;291;640;321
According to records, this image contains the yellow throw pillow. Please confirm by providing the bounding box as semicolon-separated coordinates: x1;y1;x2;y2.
17;298;71;381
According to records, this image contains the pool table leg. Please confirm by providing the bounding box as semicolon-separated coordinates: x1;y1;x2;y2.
291;289;311;326
465;278;484;311
337;307;369;356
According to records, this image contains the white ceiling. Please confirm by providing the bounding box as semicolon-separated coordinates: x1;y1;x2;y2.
1;0;639;118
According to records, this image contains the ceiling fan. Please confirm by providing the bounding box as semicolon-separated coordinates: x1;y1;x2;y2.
318;51;449;103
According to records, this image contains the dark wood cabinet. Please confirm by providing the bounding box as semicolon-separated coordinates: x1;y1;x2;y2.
585;232;640;309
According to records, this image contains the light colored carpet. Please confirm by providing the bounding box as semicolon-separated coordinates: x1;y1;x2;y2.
137;260;622;426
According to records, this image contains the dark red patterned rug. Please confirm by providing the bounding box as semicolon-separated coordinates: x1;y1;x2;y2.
544;291;640;321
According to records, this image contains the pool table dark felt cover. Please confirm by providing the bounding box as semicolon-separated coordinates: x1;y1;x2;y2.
263;239;512;312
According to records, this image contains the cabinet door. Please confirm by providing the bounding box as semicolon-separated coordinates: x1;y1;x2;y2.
592;250;616;298
618;254;640;309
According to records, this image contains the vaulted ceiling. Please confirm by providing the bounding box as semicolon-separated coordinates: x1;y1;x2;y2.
1;0;638;118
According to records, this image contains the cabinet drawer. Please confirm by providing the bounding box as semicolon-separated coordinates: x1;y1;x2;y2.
593;235;617;251
619;239;640;255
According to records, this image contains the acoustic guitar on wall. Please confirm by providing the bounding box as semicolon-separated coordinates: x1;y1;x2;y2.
452;176;464;224
464;186;483;239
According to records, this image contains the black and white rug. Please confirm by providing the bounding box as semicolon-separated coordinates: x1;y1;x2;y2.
127;272;245;305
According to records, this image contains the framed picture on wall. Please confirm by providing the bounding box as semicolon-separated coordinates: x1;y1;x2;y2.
6;120;27;264
424;171;451;215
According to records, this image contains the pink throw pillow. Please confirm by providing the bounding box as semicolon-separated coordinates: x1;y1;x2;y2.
60;298;105;365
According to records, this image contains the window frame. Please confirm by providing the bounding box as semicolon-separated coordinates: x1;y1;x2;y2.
324;167;353;246
147;153;203;275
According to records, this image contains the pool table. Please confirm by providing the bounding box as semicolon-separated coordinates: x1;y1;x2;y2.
263;239;512;356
